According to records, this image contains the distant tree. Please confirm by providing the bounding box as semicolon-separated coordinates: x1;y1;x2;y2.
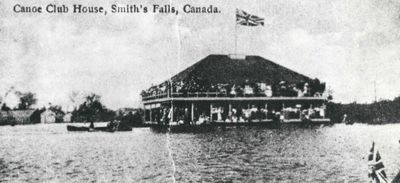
132;109;144;126
71;93;115;122
1;103;11;111
15;91;37;110
49;105;66;122
49;105;64;114
326;95;400;123
119;110;144;127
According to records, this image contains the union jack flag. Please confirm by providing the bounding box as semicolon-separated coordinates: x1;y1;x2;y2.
236;9;264;26
368;142;389;183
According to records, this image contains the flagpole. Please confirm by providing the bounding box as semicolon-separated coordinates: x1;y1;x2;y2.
235;9;266;58
235;9;237;55
235;21;237;55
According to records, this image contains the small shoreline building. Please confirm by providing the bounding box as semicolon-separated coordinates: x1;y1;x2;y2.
0;109;41;125
141;54;330;125
40;109;56;123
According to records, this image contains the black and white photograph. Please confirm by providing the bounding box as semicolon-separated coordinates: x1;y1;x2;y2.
1;0;400;182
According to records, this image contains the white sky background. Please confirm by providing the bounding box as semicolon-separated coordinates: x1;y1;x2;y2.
1;0;400;110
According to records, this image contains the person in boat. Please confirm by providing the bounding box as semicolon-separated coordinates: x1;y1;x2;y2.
243;108;250;122
162;108;169;125
342;114;348;123
155;110;161;125
226;109;232;122
184;108;190;125
231;108;238;122
250;105;258;122
198;113;204;124
272;111;280;123
276;111;284;123
198;113;207;125
168;107;173;124
230;85;237;96
107;120;115;129
89;121;94;129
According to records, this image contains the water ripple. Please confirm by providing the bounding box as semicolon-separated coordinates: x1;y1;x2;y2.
1;123;400;182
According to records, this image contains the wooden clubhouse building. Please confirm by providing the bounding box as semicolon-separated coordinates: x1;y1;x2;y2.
141;54;330;126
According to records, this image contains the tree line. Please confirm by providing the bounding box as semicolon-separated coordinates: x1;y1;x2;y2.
1;91;37;111
2;88;400;125
0;90;144;126
326;96;400;123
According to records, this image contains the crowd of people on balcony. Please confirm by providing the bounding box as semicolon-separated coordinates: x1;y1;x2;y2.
141;77;326;99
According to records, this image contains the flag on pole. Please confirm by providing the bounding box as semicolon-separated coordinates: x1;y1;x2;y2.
236;9;264;26
368;142;389;183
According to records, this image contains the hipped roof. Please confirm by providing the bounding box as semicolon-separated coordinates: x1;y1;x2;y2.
166;54;313;85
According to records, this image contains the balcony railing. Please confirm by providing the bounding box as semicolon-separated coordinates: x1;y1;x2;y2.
142;92;169;100
142;91;326;101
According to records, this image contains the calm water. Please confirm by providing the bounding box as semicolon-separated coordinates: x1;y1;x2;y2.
1;123;400;182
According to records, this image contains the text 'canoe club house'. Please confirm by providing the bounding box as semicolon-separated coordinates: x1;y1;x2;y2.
141;54;331;125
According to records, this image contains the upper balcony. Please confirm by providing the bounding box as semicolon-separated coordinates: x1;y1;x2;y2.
142;90;329;104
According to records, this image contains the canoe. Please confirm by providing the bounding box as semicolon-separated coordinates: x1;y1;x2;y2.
67;125;90;131
67;125;132;132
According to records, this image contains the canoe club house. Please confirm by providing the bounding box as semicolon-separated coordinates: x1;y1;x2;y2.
141;54;331;126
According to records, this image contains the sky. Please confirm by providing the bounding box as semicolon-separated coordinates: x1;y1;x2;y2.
1;0;400;110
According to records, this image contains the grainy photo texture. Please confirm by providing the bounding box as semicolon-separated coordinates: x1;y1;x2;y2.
1;0;400;182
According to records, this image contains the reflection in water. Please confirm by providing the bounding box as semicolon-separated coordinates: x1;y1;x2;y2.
1;123;400;182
